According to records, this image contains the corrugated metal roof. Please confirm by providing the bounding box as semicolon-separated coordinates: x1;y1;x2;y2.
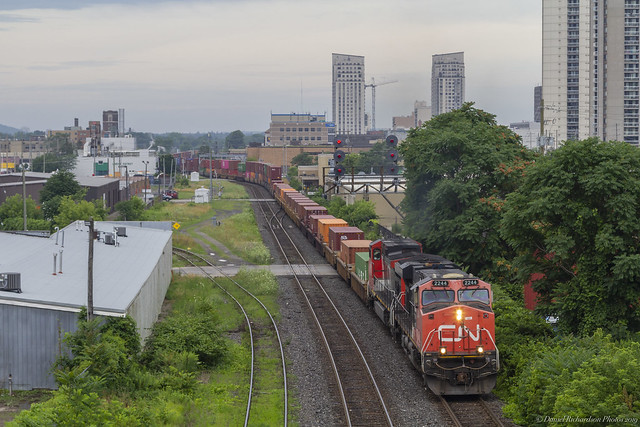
0;221;172;315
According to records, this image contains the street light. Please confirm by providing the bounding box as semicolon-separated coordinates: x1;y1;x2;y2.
142;160;149;204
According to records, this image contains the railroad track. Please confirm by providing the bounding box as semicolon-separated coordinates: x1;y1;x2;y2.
439;395;504;427
246;182;393;427
172;247;288;427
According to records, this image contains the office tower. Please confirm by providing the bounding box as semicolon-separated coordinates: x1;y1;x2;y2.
431;52;465;117
534;86;542;123
102;110;119;137
332;53;365;135
543;0;640;145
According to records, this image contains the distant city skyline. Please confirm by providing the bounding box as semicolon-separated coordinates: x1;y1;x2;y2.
0;1;541;133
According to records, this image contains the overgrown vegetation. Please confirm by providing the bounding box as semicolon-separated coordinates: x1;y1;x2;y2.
202;205;271;264
9;270;289;426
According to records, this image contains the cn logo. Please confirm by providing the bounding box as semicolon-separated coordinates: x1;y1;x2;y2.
438;324;481;342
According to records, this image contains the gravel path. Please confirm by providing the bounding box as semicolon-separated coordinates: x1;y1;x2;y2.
249;188;449;426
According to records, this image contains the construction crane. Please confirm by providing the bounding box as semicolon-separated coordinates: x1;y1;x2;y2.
365;77;398;130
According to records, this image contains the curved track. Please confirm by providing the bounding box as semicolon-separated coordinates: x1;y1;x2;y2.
173;247;288;427
246;182;393;427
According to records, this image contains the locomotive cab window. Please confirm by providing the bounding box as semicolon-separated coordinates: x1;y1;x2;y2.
422;290;454;306
458;289;490;306
372;248;381;261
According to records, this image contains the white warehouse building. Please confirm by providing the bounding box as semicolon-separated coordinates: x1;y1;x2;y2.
0;221;173;390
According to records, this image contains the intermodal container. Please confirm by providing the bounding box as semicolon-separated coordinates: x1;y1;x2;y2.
318;218;348;244
310;215;335;236
339;239;371;264
328;227;365;252
355;251;370;282
302;205;328;227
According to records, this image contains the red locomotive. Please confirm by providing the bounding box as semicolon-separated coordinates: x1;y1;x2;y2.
368;239;498;394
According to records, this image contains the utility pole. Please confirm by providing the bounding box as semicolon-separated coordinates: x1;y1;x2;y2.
22;162;26;231
86;217;94;321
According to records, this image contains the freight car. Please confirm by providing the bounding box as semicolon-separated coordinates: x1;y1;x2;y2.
194;158;500;395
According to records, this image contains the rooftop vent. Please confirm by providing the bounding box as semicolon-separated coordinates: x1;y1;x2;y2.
104;233;115;245
115;227;127;237
0;273;21;293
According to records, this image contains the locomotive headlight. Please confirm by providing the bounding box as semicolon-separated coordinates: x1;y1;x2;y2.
456;309;463;321
439;346;447;355
477;346;484;354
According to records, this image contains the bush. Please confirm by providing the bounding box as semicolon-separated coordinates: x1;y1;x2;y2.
502;331;640;425
142;300;228;370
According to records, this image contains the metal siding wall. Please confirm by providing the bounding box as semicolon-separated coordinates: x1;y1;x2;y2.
0;304;77;390
127;237;172;343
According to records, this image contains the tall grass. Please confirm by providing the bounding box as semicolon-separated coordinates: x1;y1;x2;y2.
202;207;272;265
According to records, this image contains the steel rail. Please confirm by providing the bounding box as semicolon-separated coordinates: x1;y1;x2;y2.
247;183;393;427
172;249;255;427
173;246;289;426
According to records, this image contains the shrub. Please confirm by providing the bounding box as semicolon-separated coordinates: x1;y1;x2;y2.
142;300;228;370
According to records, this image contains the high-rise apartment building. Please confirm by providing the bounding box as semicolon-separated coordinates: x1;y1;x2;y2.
543;0;640;145
431;52;465;117
332;53;365;135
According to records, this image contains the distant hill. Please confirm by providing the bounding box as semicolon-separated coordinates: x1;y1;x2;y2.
0;123;20;135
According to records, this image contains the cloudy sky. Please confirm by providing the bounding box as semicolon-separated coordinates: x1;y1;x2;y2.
0;1;541;134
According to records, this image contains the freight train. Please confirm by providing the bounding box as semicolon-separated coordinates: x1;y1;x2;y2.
174;153;500;395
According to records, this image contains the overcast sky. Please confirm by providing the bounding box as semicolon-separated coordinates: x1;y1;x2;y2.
0;1;541;134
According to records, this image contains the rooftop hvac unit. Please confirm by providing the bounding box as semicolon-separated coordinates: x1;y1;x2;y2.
104;233;115;245
0;272;21;293
115;227;127;237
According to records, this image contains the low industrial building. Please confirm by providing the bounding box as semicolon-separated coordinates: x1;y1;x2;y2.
0;221;173;390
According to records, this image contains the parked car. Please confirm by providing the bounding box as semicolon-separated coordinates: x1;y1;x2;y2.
163;190;178;199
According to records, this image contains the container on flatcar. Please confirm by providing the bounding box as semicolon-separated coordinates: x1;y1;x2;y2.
328;227;365;251
268;166;282;183
339;239;371;265
318;218;348;244
309;215;335;236
355;251;370;282
295;202;320;222
302;205;328;227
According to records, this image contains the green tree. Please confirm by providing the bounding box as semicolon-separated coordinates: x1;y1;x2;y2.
157;153;175;176
225;130;245;149
32;153;77;173
53;196;106;228
40;171;85;220
500;138;640;336
291;152;314;166
400;103;536;273
115;197;146;221
0;194;50;230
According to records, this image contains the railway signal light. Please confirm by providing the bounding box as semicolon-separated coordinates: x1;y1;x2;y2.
334;137;345;148
388;149;398;163
386;134;398;146
334;150;346;163
334;165;345;177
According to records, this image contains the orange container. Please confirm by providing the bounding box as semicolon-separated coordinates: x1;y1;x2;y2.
317;218;348;244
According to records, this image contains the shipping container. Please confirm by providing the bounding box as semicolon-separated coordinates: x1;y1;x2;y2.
309;215;335;236
318;218;348;244
295;202;320;221
302;205;328;227
355;251;370;283
339;239;372;265
328;227;365;252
